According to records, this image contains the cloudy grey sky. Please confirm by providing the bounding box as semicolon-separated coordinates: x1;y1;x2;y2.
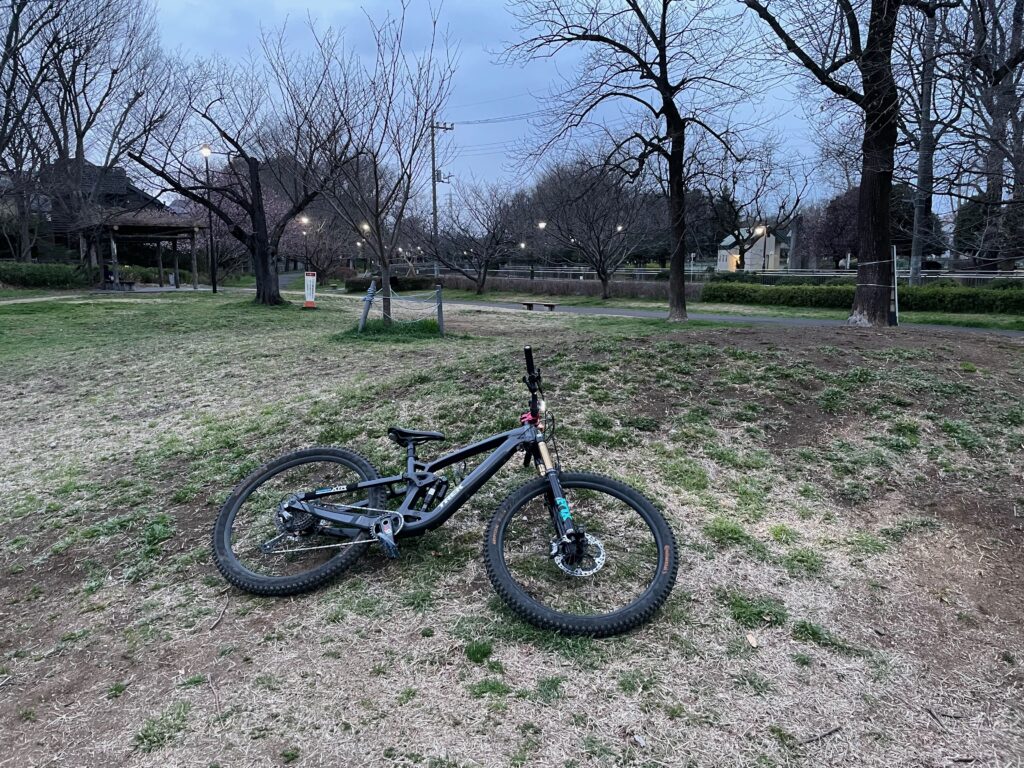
154;0;816;192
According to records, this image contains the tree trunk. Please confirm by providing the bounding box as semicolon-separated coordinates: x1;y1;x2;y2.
247;157;284;305
476;265;488;294
848;0;900;327
600;275;610;299
909;12;937;286
380;262;392;324
666;122;688;321
16;192;31;261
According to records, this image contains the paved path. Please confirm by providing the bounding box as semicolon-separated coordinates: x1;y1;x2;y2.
436;297;1024;338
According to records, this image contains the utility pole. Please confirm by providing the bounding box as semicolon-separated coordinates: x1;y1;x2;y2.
430;117;453;276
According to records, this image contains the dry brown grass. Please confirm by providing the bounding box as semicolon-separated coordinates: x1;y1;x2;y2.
1;293;1022;767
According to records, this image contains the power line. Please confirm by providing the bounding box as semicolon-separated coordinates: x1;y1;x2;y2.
455;110;545;126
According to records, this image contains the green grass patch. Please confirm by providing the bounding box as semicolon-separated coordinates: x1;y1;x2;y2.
465;640;493;664
791;620;865;656
720;589;788;628
468;678;511;698
334;318;444;342
134;701;191;752
781;547;825;576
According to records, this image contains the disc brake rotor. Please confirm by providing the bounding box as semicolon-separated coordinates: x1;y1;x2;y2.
553;533;606;577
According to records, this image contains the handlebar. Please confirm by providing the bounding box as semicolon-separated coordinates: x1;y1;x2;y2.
523;346;541;420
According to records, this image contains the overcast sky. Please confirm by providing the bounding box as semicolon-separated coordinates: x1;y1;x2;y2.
154;0;818;196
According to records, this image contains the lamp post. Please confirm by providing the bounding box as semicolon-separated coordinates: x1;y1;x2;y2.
755;224;769;270
298;215;310;271
200;144;217;293
534;221;547;280
356;240;363;271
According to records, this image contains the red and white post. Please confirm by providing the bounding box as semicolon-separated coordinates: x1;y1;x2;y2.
303;272;317;310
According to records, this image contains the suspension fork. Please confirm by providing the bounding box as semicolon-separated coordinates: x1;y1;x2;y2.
534;432;576;539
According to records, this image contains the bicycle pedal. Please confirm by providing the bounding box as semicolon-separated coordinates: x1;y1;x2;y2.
373;514;402;560
380;538;400;559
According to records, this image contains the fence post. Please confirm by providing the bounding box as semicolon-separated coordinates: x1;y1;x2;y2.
891;245;900;326
358;280;376;333
435;283;445;337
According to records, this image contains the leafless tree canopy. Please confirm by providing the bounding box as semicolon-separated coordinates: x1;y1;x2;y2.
532;154;656;297
322;3;454;319
504;0;755;320
130;20;361;303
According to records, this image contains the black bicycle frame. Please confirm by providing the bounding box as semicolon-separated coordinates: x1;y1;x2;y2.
288;422;574;539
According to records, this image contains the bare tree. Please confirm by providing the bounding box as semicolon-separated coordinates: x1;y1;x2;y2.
30;0;170;263
131;22;357;304
505;0;753;321
533;158;654;298
700;139;806;271
323;3;454;322
895;5;965;282
741;0;964;325
432;180;522;294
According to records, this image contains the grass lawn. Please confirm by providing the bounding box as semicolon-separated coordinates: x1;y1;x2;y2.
2;293;1023;766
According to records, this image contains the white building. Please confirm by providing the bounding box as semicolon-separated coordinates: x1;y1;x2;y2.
716;228;787;272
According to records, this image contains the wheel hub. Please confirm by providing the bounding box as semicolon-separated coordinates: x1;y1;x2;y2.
276;496;319;537
553;533;606;577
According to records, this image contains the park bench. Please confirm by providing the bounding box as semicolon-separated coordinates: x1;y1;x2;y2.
104;277;136;291
520;302;558;312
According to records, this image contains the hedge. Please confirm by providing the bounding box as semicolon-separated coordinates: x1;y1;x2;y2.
0;262;91;289
345;275;439;293
701;281;1024;314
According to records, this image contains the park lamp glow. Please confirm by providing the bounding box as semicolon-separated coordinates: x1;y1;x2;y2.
537;221;546;230
299;215;310;225
519;242;526;249
199;143;212;158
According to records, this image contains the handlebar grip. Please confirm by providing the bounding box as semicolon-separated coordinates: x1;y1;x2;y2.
524;346;536;376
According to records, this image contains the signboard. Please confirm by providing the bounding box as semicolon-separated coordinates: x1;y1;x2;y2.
303;272;316;309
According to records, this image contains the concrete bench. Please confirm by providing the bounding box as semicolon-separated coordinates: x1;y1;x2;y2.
521;302;557;312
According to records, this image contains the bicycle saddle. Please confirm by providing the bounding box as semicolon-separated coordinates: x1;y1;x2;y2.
387;427;446;446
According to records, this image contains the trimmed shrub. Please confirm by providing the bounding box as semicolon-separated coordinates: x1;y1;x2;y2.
701;281;1024;314
0;262;91;289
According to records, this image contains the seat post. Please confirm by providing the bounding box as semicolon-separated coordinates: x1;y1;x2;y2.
406;443;416;475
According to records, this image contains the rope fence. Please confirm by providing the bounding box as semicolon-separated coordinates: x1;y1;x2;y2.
358;281;445;336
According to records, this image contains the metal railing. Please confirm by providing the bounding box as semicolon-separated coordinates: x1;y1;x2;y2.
417;264;1024;287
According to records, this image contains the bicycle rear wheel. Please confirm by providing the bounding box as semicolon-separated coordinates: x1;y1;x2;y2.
483;472;678;636
212;447;384;596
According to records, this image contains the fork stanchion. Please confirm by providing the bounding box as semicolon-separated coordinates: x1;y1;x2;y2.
358;280;377;332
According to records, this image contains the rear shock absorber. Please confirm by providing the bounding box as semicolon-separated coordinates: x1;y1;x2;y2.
420;478;449;512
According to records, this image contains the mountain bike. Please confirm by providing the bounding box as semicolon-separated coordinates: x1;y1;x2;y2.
211;347;679;636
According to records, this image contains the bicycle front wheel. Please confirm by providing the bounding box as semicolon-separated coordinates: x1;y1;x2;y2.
483;472;678;637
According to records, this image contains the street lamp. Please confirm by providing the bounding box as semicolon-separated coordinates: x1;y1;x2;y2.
537;221;546;230
616;224;623;232
301;230;308;270
754;225;768;270
199;143;217;293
